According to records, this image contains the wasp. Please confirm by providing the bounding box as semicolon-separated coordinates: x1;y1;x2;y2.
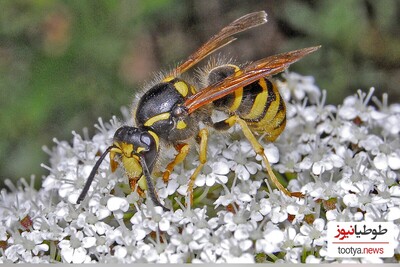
77;11;320;210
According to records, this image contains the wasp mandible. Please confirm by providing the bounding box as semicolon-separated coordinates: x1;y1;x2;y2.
77;11;320;210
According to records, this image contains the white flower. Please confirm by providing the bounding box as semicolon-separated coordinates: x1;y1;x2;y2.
338;88;376;122
58;231;91;263
255;221;285;254
295;218;326;248
195;160;230;187
297;141;344;175
278;71;321;103
249;198;272;222
4;231;49;263
223;140;262;180
281;227;297;250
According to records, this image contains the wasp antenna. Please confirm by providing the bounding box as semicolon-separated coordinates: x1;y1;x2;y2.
77;145;115;204
139;155;169;211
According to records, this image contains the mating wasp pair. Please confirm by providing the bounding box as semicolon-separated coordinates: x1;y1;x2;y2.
77;11;320;210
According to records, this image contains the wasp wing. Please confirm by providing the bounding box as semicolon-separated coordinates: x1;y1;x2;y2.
170;11;268;76
183;46;321;114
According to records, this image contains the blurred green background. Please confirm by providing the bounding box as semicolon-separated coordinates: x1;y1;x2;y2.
1;0;399;189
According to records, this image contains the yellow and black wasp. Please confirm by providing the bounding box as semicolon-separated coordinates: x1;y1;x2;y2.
77;11;320;210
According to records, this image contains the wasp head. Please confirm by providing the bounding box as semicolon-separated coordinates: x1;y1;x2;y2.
111;126;159;175
77;126;162;207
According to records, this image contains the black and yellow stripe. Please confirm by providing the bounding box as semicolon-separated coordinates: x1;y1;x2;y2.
243;79;286;142
211;68;286;142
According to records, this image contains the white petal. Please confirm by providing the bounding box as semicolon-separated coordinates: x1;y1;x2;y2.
236;165;250;180
313;218;325;231
113;246;127;259
338;106;357;120
94;222;108;235
96;206;111;220
239;239;253;251
390;186;400;197
244;162;259;175
238;193;251;202
370;110;386;120
61;247;74;263
159;218;170;231
286;227;297;240
329;153;344;168
354;212;364;221
33;244;49;255
287;204;299;215
338;124;356;142
56;206;69;218
234;227;250;240
259;200;272;215
386;207;400;221
82;237;96;248
264;144;279;164
195;174;206;187
298;157;313;170
205;175;216;187
215;174;228;184
326;210;338;221
251;211;263;221
213;161;230;174
107;197;129;212
388;152;400;170
343;194;359;207
166;179;180;195
312;162;325;175
134;228;146;241
374;153;388;170
72;248;87;263
265;229;284;243
58;183;73;198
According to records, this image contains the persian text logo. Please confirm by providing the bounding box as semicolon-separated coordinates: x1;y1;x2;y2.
327;221;395;258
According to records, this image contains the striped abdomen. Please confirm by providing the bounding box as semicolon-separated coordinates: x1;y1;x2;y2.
209;65;286;142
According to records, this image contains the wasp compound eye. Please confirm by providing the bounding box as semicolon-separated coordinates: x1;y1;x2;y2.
140;132;152;148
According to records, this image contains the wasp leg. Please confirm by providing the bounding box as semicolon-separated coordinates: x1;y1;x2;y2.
218;115;303;198
187;128;209;205
162;143;190;183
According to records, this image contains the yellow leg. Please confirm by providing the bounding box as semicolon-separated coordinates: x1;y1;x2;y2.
187;128;209;204
162;143;190;183
225;115;303;198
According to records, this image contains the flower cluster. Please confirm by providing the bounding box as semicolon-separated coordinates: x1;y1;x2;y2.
1;71;399;263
